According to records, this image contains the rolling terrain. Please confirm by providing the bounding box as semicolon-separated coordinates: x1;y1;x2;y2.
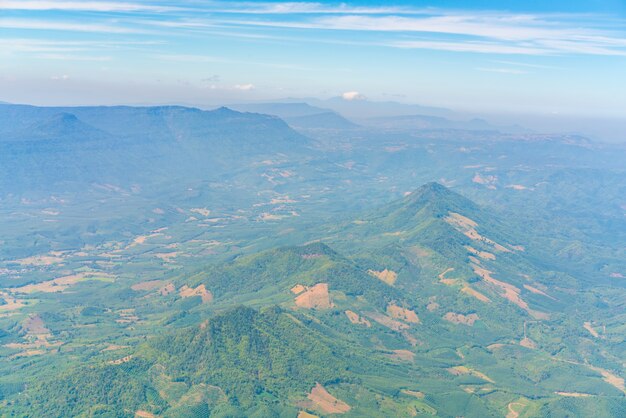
0;103;624;417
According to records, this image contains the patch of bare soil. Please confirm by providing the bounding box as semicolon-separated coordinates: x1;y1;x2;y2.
179;284;213;303
583;322;600;338
438;267;458;285
555;392;592;397
461;285;491;302
472;264;548;320
131;280;166;291
291;284;307;295
368;269;398;286
294;283;332;309
519;338;537;349
465;246;496;260
22;314;49;335
0;291;26;312
523;284;556;300
443;312;479;326
387;304;420;324
447;366;495;383
11;272;114;294
301;383;351;414
108;355;133;365
159;283;175;296
426;302;440;312
388;349;415;362
445;212;511;253
14;254;65;266
401;389;425;399
365;311;409;331
345;310;371;327
297;412;319;418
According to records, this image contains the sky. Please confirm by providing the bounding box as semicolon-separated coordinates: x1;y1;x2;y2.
1;0;626;120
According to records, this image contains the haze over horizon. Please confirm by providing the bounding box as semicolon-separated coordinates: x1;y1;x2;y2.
1;1;626;126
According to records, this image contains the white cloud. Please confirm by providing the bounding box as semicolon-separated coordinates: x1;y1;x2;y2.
476;67;527;74
0;1;179;12
234;83;255;91
341;91;366;101
0;18;144;33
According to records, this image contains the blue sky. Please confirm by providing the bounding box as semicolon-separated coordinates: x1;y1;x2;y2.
1;0;626;118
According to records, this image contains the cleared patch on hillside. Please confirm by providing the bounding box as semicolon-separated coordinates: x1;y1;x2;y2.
388;349;415;362
447;366;495;383
387;304;420;324
555;392;592;397
438;267;458;285
179;284;213;303
472;264;548;320
14;253;65;266
461;285;491;302
300;383;351;414
583;322;600;338
11;272;115;294
443;312;479;326
0;291;26;312
131;280;166;291
368;269;398;286
445;212;511;253
519;338;537;349
297;412;319;418
365;311;410;332
135;411;156;418
523;284;556;300
465;246;496;260
294;283;332;309
345;310;371;327
401;389;425;399
291;284;307;295
589;365;626;394
108;355;133;365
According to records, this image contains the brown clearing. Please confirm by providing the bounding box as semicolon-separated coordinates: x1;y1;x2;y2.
387;304;420;324
472;264;548;320
448;366;495;383
291;284;307;295
443;312;479;326
297;412;319;418
401;389;425;399
588;365;626;394
438;267;458;285
0;291;26;312
426;302;440;312
523;284;556;300
487;343;507;351
365;311;409;331
108;355;133;365
10;349;46;359
583;322;600;338
22;314;49;335
14;254;64;266
159;283;175;296
368;269;398;286
11;272;114;294
179;284;213;303
345;310;371;327
445;212;511;253
135;411;155;418
465;246;496;260
461;285;491;302
155;252;179;263
102;344;130;352
506;401;526;418
131;280;166;291
555;392;592;397
389;349;415;362
519;338;537;349
302;383;351;414
294;283;333;309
